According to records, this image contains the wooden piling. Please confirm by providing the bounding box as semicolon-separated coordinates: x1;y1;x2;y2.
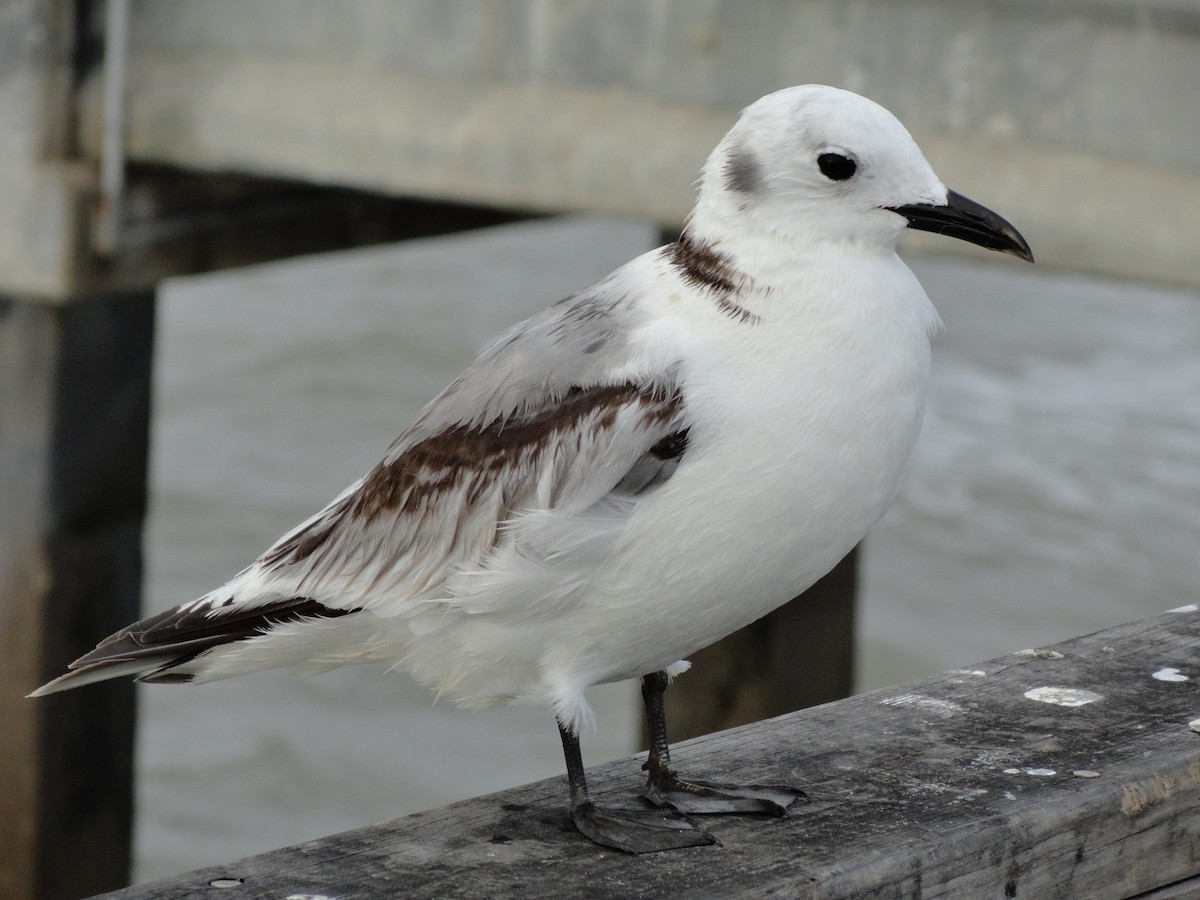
0;291;154;899
660;548;858;743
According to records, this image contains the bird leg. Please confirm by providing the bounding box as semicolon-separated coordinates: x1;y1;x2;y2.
640;669;806;815
558;719;717;853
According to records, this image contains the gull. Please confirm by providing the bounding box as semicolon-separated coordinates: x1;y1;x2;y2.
32;85;1031;853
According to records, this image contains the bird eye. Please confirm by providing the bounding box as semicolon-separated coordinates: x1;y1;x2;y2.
817;153;857;181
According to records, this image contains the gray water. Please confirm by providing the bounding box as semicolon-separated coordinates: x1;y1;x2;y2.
137;216;1200;882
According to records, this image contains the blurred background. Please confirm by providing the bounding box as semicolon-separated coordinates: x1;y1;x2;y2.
3;1;1199;896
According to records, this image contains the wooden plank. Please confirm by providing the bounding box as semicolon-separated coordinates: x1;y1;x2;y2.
0;291;154;899
98;608;1200;899
1133;874;1200;899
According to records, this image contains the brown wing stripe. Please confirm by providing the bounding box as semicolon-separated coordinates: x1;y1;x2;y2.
263;381;684;568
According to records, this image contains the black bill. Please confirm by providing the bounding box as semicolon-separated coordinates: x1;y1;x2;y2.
887;189;1033;263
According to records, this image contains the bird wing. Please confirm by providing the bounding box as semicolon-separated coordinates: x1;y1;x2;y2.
32;258;693;694
239;266;689;614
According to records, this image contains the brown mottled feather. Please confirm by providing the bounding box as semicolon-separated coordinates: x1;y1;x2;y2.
664;232;761;324
262;381;684;572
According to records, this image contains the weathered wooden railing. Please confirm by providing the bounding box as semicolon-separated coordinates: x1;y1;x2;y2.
98;608;1200;899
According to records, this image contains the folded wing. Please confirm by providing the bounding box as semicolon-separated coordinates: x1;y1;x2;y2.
32;263;693;695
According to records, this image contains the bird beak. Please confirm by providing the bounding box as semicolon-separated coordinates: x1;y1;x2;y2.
886;190;1034;263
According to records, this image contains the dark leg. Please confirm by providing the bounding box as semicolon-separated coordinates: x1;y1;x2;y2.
557;720;717;853
641;670;806;815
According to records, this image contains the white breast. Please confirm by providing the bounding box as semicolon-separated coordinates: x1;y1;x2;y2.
389;250;939;731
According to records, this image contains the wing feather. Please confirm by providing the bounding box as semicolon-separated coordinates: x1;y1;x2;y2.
34;258;694;691
256;378;687;613
236;272;688;616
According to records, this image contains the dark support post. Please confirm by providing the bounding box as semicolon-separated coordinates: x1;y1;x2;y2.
0;290;155;900
660;549;859;743
0;182;528;897
650;227;859;743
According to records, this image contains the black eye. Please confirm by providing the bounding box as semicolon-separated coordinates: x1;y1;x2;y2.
818;153;857;181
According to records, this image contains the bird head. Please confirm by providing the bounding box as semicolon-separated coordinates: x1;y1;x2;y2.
695;85;1032;263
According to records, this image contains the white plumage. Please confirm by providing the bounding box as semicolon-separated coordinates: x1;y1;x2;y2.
33;85;1031;853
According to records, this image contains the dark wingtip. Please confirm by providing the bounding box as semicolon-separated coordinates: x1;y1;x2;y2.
28;656;177;697
29;596;363;696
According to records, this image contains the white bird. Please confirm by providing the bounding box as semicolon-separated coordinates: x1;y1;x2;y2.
32;85;1031;853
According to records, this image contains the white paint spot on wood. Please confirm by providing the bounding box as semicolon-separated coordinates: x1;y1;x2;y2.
1024;686;1103;707
1015;648;1064;659
1152;668;1189;682
948;669;987;677
1167;603;1198;613
1003;767;1057;776
287;895;338;900
1073;770;1101;778
879;693;963;718
209;879;244;888
1003;768;1021;775
1189;719;1200;733
952;788;989;803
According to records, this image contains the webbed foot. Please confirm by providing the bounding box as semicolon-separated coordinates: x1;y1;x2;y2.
644;773;806;816
571;800;719;854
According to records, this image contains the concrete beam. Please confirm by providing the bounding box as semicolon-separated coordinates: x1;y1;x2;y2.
0;0;91;297
70;0;1200;288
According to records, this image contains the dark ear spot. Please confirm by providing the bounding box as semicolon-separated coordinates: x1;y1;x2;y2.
724;147;763;193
